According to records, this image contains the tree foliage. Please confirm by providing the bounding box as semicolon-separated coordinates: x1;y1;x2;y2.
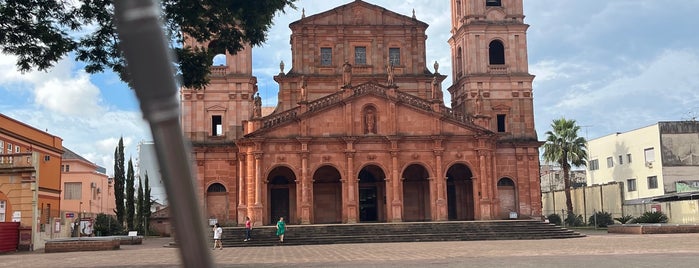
94;213;123;236
143;172;152;235
542;118;588;215
137;178;144;234
113;137;125;228
0;0;297;89
588;211;614;228
126;158;135;230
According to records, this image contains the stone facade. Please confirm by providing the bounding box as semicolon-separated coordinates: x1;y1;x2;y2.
180;0;541;226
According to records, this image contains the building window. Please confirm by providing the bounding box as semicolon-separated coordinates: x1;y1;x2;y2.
0;140;3;154
0;200;5;222
389;48;400;66
606;157;614;168
489;40;505;65
320;47;332;66
6;143;12;153
644;148;655;163
647;176;658;189
589;159;599;170
618;155;623;165
627;153;632;163
355;46;367;65
65;165;70;172
627;179;637;192
15;145;20;153
496;114;506;132
486;0;502;7
212;115;222;136
64;182;82;200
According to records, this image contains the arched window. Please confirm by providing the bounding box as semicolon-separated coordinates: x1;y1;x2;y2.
489;40;505;65
456;47;463;76
208;40;227;66
207;183;226;193
497;178;515;187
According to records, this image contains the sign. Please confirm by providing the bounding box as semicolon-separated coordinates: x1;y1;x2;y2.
66;212;74;218
12;211;20;222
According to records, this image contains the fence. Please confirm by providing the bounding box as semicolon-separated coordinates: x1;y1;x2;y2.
542;182;699;225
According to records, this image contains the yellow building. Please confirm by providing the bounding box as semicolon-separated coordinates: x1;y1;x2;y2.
586;121;699;202
0;113;63;250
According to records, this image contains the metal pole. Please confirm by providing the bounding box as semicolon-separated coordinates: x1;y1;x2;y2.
113;1;213;267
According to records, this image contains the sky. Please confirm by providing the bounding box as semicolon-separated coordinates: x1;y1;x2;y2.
1;0;698;177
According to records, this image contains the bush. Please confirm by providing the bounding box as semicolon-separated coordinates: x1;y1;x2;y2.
634;211;669;223
94;213;124;236
614;215;635;224
565;212;585;227
588;211;614;227
547;213;562;226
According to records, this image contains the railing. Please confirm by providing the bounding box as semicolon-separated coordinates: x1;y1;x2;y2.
488;64;508;74
210;66;228;77
308;91;343;112
262;107;299;129
442;107;469;124
0;153;34;168
397;91;432;112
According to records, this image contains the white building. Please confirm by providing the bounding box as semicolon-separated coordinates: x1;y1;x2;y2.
136;141;167;205
586;121;699;202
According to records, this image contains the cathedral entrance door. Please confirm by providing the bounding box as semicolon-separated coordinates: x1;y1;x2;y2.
446;164;474;220
270;188;289;225
359;187;378;222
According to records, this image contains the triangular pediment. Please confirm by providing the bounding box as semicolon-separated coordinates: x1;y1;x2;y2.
291;0;428;28
245;82;491;138
206;104;227;112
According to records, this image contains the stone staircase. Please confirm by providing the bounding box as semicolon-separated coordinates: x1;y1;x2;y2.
217;220;584;247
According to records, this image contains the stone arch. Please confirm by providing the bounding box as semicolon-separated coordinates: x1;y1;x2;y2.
497;177;517;219
208;40;227;66
312;165;342;224
357;164;387;222
446;163;474;220
488;39;505;65
267;166;297;225
401;163;431;222
206;182;228;222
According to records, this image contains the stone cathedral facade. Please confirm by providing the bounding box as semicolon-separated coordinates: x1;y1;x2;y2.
180;0;541;226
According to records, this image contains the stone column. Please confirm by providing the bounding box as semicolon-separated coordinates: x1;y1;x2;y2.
300;152;311;224
434;149;447;221
237;153;247;225
390;151;402;222
252;152;263;225
345;151;357;223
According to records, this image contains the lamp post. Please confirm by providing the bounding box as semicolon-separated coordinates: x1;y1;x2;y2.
78;201;83;238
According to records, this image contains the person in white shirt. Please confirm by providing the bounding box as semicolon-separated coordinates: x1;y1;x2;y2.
213;223;223;250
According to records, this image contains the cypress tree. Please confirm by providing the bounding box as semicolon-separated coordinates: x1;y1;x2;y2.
136;179;144;234
126;158;135;230
113;137;125;229
144;172;152;236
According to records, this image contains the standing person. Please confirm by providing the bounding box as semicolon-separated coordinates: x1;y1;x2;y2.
244;217;252;242
275;217;286;243
213;223;223;250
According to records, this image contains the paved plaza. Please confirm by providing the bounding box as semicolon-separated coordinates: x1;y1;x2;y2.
2;230;699;267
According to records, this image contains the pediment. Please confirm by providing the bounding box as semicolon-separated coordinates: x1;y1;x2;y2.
245;82;491;138
206;104;227;111
291;0;428;28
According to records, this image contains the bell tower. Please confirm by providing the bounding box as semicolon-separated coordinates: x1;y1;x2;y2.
447;0;536;140
180;37;258;142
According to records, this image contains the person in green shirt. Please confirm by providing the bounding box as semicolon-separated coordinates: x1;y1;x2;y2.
276;217;286;243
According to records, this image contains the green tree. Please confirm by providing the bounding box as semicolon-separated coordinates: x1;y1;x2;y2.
143;172;152;236
94;213;123;236
137;178;144;234
126;158;135;230
113;137;125;228
542;118;588;216
0;0;297;89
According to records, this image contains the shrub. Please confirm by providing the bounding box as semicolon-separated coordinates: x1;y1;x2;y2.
634;211;669;223
614;215;635;224
94;213;124;236
565;212;585;227
588;211;614;227
547;213;562;226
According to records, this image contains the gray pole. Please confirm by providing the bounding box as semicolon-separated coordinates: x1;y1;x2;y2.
113;1;213;267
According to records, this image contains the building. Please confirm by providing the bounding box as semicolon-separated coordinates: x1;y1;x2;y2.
586;121;699;201
136;141;167;205
60;148;114;221
540;163;586;193
0;113;63;250
180;0;541;226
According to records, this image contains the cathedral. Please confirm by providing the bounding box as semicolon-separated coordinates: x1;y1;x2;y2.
180;0;541;226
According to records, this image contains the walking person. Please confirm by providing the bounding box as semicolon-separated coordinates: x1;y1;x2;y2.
213;223;223;250
276;217;286;243
244;217;252;242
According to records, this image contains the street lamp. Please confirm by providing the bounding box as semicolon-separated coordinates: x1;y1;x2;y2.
78;201;83;238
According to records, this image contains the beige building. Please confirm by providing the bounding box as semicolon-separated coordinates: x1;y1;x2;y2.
586;121;699;202
60;148;114;220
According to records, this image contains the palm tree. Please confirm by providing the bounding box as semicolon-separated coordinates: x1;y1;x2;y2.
542;118;588;219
